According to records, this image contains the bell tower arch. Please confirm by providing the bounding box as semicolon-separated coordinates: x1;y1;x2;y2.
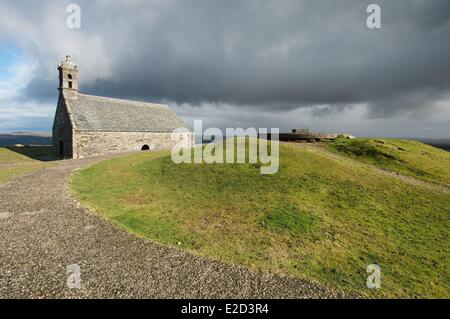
58;55;78;99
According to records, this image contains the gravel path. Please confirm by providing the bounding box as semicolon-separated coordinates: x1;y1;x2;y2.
0;155;348;298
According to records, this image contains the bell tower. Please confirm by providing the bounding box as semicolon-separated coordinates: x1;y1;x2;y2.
58;55;78;99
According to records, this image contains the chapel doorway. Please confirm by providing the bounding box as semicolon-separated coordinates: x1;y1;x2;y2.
59;141;64;159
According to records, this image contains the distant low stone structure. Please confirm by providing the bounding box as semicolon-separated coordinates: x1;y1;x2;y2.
262;128;354;141
52;55;193;159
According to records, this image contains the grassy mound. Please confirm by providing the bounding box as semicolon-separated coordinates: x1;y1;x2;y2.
327;138;450;187
71;142;450;298
0;146;55;183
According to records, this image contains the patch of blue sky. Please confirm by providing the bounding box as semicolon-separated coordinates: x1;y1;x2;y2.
0;42;23;81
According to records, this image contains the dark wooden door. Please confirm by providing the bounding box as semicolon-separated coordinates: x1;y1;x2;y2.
59;141;64;159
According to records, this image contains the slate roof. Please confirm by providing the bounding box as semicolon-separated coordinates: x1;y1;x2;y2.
65;94;190;132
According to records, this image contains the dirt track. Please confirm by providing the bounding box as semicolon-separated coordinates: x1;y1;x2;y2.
0;155;348;298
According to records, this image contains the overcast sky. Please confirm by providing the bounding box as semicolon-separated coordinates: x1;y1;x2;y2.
0;0;449;137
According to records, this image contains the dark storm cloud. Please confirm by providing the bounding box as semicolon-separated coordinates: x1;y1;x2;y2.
95;0;450;117
2;0;450;118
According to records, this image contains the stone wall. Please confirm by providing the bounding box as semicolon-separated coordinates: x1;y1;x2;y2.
72;131;194;158
264;132;339;141
52;95;73;159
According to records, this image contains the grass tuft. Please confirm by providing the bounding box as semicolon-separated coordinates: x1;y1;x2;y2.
263;204;315;235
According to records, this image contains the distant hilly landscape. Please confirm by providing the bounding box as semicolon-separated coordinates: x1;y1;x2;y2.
414;138;450;151
0;132;52;146
1;132;449;151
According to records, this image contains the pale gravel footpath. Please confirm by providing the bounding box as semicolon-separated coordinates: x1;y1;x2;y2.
0;154;350;299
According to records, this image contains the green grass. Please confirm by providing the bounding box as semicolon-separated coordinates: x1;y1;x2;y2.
0;146;55;183
327;138;450;187
263;204;316;235
71;140;450;298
